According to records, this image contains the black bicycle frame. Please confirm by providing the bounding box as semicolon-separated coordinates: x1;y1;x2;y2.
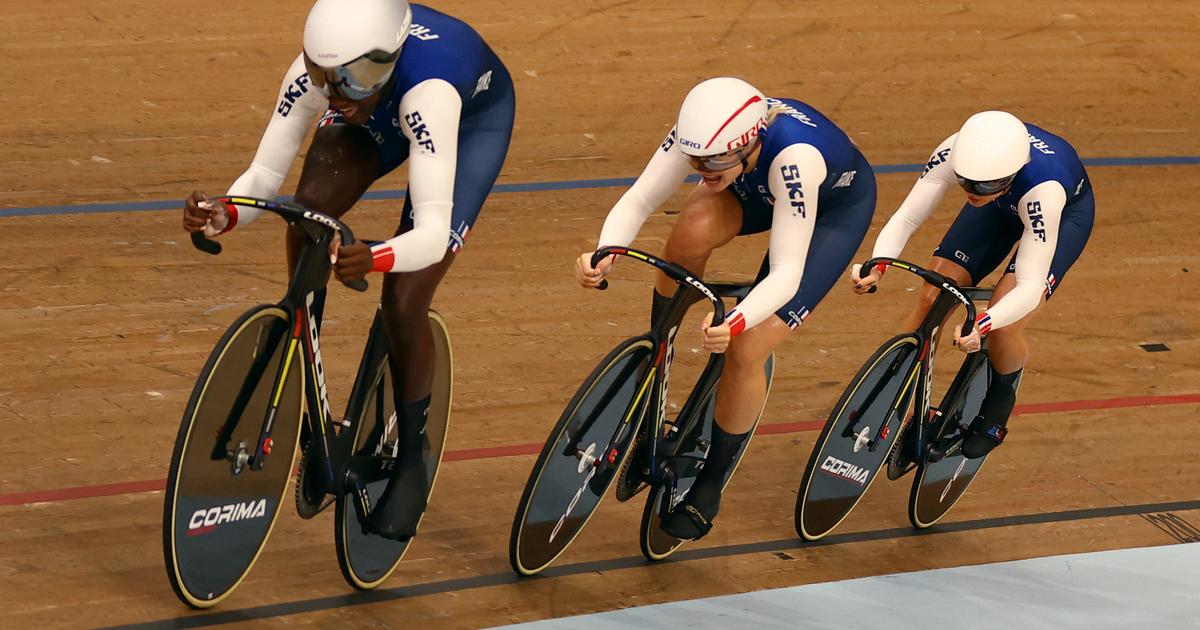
190;197;369;477
588;246;727;483
855;257;991;461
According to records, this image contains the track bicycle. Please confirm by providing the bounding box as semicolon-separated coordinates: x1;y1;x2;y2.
509;246;774;575
162;197;452;607
795;257;1001;541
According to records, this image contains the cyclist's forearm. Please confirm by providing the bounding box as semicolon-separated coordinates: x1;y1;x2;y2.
223;54;324;232
597;129;692;247
368;202;451;272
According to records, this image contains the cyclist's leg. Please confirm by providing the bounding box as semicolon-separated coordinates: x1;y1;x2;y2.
664;161;877;539
367;77;515;540
901;258;972;331
961;271;1033;458
963;187;1095;458
287;119;382;329
651;187;744;323
902;200;1023;331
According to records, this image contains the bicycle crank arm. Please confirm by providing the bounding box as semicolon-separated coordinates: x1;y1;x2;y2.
342;467;374;533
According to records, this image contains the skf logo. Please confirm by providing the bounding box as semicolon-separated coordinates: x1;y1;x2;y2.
188;499;267;534
923;148;951;178
1026;201;1046;241
780;164;806;218
660;129;676;153
405;112;436;154
410;23;439;41
820;456;869;486
277;74;312;117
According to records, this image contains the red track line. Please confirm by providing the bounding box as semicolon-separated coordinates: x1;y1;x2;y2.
1;479;167;507
3;392;1198;508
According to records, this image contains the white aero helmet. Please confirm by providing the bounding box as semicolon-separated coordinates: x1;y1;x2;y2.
676;77;768;169
303;0;413;100
951;111;1030;195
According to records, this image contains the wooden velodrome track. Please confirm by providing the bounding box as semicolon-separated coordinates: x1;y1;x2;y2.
2;1;1198;627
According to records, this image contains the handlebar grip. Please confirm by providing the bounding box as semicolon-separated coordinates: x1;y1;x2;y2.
959;304;978;339
190;231;221;255
337;224;357;247
345;278;369;293
853;260;879;294
589;250;613;291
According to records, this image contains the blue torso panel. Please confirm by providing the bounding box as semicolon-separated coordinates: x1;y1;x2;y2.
730;97;865;212
993;123;1090;211
365;4;510;136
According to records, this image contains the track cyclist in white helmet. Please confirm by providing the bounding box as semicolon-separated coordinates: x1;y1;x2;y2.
576;77;878;540
180;0;515;540
851;111;1094;460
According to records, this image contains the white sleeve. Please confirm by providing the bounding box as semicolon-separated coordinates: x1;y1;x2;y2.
979;181;1067;332
871;134;957;259
596;127;694;247
724;143;825;334
224;54;327;230
368;79;462;273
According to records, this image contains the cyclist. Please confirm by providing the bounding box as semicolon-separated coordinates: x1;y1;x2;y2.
180;0;515;540
575;77;876;540
851;111;1093;460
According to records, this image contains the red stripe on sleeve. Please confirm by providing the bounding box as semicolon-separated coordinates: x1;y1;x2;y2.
727;311;747;336
370;244;395;273
976;312;993;336
219;201;239;234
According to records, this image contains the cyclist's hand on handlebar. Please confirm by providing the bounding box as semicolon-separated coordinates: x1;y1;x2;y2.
953;321;983;354
849;263;882;294
700;312;731;354
330;236;372;286
575;251;613;289
183;191;229;236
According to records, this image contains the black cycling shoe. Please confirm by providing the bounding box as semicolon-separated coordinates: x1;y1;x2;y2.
660;479;720;541
961;415;1008;459
365;456;429;541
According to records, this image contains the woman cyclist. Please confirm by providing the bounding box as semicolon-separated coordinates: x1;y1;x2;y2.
575;77;877;540
851;110;1094;460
